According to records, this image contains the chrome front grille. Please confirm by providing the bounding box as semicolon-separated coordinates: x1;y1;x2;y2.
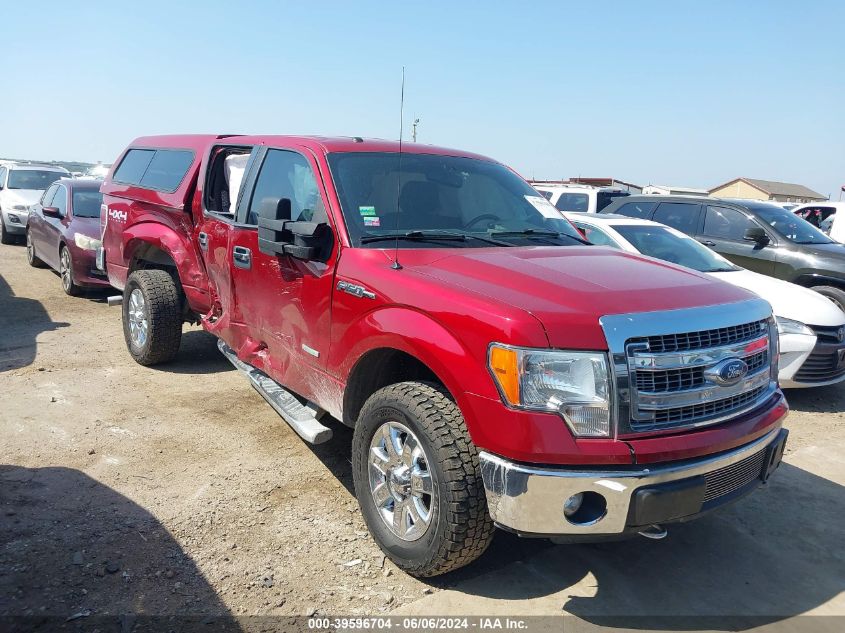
635;350;767;394
703;447;767;503
600;301;777;436
653;385;767;428
643;319;769;353
626;322;773;433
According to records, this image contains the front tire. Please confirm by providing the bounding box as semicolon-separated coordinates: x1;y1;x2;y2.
0;218;13;245
26;230;47;268
812;285;845;313
59;246;81;296
352;381;494;577
122;269;183;365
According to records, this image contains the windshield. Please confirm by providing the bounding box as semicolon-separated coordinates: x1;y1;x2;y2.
72;190;103;218
328;152;586;248
753;204;833;244
613;224;740;273
7;170;66;190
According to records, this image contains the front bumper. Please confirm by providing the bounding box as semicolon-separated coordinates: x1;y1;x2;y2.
782;336;845;388
480;427;787;536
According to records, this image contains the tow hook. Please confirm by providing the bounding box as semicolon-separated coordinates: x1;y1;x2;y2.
106;295;123;307
638;524;668;540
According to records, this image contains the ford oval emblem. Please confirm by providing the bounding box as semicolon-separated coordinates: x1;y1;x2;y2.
705;358;749;386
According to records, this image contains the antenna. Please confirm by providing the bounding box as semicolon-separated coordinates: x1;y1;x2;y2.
391;67;405;270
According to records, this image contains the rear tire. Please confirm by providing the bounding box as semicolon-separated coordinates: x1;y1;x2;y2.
122;269;183;365
26;230;47;268
59;246;81;296
352;381;494;577
812;285;845;313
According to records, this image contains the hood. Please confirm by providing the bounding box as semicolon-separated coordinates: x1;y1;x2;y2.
0;189;44;207
710;268;845;327
408;246;756;348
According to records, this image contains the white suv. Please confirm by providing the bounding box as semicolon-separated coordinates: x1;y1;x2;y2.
530;182;631;214
0;163;69;244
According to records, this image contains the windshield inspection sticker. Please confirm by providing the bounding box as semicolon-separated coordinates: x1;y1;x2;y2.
524;195;562;218
363;216;381;227
359;206;377;216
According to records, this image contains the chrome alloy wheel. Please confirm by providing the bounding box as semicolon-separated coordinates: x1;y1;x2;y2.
368;421;434;541
127;288;149;348
59;248;73;292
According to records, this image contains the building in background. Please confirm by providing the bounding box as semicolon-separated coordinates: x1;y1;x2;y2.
642;184;710;197
565;177;642;194
709;177;826;203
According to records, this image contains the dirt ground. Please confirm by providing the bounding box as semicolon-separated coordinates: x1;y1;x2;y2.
1;239;843;629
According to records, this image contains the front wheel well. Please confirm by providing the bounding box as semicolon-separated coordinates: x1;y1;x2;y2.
343;348;445;427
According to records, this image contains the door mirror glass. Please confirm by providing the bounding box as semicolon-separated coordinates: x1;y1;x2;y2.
42;206;61;218
743;227;769;244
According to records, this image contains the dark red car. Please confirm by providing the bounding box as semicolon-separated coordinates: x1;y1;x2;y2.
26;179;109;295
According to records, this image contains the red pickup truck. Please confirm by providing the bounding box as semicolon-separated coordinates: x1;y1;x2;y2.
99;134;788;577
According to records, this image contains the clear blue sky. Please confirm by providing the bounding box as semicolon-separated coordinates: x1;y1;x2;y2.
3;0;843;197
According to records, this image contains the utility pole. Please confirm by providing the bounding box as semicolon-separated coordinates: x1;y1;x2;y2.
411;117;420;143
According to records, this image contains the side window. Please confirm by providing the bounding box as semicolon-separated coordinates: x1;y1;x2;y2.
140;150;194;191
42;184;58;206
653;202;700;235
113;149;155;185
245;150;327;226
112;148;194;192
52;185;68;217
0;167;6;187
538;190;553;200
703;205;757;241
574;223;619;248
613;201;657;219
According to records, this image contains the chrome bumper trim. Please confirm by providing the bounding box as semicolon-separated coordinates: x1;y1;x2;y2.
479;427;782;535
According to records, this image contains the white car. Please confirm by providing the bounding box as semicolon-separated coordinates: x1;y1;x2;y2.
531;182;630;213
0;163;70;244
566;212;845;388
791;201;845;243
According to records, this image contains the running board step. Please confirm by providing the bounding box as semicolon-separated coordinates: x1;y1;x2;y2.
217;340;332;444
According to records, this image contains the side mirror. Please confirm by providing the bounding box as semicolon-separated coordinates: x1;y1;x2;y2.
743;227;769;245
257;197;329;261
43;206;61;218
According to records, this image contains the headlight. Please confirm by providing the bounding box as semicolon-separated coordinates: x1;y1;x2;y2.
775;317;814;337
12;205;28;211
74;234;101;251
488;345;613;437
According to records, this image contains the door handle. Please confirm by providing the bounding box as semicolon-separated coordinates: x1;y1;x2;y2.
233;245;252;269
198;231;209;250
699;239;716;247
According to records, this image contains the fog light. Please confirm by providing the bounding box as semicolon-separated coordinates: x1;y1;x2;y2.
564;493;584;518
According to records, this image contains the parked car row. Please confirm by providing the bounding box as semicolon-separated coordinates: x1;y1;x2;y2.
567;213;845;388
